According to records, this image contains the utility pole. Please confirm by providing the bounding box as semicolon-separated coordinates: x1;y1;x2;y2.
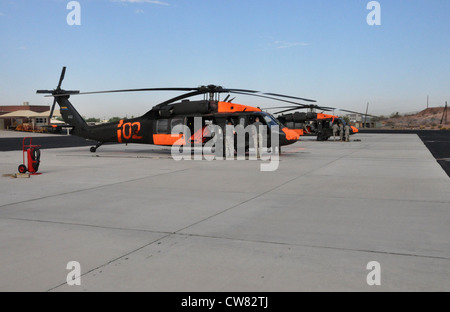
364;102;369;128
441;101;448;125
427;95;429;109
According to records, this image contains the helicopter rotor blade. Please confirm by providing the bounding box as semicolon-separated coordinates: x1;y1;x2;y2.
43;91;80;97
338;109;378;118
222;88;259;94
49;85;258;98
46;84;317;108
228;91;314;107
313;106;334;111
36;90;54;94
49;98;57;120
57;67;66;90
270;104;334;114
37;70;320;111
152;90;206;108
261;106;299;110
275;107;304;114
37;67;79;96
49;87;200;97
263;92;316;103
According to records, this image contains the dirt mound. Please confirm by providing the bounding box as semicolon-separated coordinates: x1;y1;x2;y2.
416;107;445;117
381;106;448;130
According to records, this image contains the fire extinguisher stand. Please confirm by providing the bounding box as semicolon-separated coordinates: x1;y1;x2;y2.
18;137;42;175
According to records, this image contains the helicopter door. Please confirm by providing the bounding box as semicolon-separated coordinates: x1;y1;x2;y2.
186;117;195;138
186;117;209;145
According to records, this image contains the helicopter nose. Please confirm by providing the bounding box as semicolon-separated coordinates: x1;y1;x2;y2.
282;128;300;141
278;127;300;146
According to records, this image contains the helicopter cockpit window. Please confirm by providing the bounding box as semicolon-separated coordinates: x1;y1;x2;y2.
171;118;184;130
261;113;281;128
156;119;169;134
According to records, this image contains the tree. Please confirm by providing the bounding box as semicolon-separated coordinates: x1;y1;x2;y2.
108;117;122;123
85;117;100;123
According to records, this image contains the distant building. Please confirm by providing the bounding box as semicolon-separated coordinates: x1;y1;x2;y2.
344;113;381;128
0;103;51;130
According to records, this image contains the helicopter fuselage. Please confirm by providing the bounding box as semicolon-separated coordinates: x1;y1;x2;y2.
57;97;300;151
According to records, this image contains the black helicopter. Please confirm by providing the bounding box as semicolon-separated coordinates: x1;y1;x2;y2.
266;104;377;141
37;67;316;154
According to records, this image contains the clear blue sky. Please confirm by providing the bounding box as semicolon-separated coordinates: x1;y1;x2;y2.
0;0;449;118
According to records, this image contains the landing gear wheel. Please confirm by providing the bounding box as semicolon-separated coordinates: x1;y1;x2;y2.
90;142;104;153
18;164;27;173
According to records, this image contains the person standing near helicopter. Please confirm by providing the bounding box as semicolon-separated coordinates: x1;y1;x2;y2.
339;123;344;142
252;117;264;159
332;122;339;141
225;121;236;159
344;123;350;142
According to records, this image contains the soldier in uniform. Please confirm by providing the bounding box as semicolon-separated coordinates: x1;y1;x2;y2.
225;121;235;158
344;124;350;142
332;122;339;141
339;123;344;142
252;117;263;159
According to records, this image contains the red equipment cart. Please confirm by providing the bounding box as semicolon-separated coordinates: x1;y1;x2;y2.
18;137;41;175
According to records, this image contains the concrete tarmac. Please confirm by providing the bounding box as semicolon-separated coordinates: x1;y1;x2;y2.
0;133;449;292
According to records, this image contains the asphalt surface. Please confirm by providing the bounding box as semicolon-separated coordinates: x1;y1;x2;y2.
0;135;97;151
359;130;450;178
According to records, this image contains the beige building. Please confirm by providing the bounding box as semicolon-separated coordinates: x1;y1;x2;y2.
0;103;60;130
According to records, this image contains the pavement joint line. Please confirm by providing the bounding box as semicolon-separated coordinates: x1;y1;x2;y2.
0;216;174;236
0;167;192;210
171;232;450;261
2;134;448;291
7;215;450;263
44;145;369;291
45;219;450;291
289;192;450;205
46;232;174;292
6;203;450;264
173;146;367;235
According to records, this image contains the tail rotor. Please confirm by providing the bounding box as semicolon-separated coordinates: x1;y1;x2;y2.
36;67;79;120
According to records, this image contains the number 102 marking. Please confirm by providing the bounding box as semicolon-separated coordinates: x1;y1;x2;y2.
117;120;143;142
